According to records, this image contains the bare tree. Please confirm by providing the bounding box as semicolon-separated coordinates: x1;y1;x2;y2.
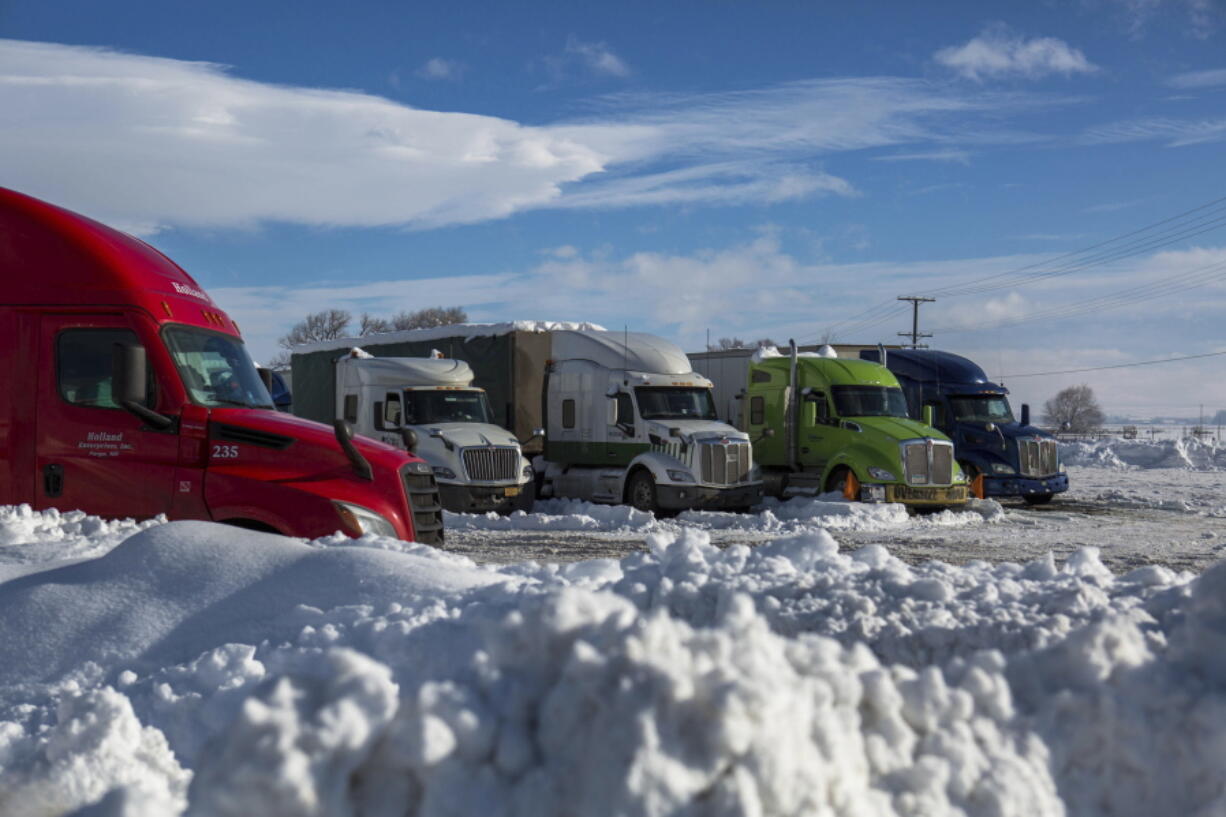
753;338;777;349
390;306;468;331
1043;384;1104;434
707;337;747;351
359;313;393;336
278;309;352;351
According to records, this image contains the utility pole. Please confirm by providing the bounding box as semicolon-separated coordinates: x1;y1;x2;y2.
897;296;934;349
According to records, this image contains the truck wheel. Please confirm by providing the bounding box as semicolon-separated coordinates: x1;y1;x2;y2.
1024;493;1054;506
627;471;660;514
825;467;855;500
959;461;979;480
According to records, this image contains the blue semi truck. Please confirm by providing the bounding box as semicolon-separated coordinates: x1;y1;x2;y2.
859;349;1068;505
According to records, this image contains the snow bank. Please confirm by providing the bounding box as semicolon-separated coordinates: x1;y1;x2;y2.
0;505;164;581
2;515;1223;815
1060;435;1226;470
446;495;1002;535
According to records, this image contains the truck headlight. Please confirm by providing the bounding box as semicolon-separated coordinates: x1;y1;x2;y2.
404;461;432;475
867;467;895;481
667;469;695;483
522;464;534;480
991;463;1016;475
432;466;456;480
333;501;397;538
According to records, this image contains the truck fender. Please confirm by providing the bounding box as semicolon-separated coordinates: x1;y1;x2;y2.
820;455;861;493
619;451;689;500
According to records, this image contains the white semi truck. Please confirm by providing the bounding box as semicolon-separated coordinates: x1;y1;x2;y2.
539;330;765;512
291;324;763;514
300;350;536;514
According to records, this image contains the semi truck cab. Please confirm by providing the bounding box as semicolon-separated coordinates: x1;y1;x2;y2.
860;349;1068;504
541;331;764;513
743;345;970;508
334;353;536;514
0;187;443;542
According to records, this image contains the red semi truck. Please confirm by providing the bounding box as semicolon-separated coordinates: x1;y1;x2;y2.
0;187;443;543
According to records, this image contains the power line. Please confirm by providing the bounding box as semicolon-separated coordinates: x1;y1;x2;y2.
808;192;1226;345
897;296;934;348
999;349;1226;379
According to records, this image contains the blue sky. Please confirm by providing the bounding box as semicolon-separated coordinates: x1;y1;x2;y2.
2;0;1225;418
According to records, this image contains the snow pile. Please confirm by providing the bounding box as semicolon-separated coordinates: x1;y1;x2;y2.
448;495;1001;536
0;504;164;579
1060;435;1226;470
3;517;1225;815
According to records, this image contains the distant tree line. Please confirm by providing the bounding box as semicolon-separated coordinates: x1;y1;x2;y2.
267;306;468;369
706;337;777;351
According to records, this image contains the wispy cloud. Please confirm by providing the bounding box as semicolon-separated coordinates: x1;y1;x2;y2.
1105;0;1221;40
1079;116;1226;146
0;39;1074;234
1166;67;1226;89
209;240;1226;416
415;57;464;81
935;25;1099;81
564;36;630;78
871;149;971;164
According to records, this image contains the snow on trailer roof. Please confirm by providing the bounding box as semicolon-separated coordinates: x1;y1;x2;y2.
340;354;475;388
551;330;694;376
292;321;607;356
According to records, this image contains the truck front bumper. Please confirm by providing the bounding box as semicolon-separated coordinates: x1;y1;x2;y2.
983;473;1069;499
656;482;766;512
876;483;970;508
438;483;532;515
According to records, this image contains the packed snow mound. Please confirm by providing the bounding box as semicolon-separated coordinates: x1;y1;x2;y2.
447;495;1001;535
2;517;1224;815
1060;436;1226;470
0;504;164;581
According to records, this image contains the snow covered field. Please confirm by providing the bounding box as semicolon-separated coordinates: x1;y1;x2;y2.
1;437;1225;816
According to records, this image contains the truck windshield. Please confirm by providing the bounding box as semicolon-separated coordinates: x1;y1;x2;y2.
404;389;494;424
635;387;718;420
163;327;274;409
950;395;1014;424
831;385;909;418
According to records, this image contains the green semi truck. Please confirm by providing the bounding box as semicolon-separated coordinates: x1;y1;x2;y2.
693;343;970;509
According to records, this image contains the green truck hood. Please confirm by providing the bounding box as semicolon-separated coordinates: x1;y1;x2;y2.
852;416;951;442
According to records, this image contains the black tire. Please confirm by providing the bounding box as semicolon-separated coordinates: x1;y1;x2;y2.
626;471;660;513
1024;493;1054;506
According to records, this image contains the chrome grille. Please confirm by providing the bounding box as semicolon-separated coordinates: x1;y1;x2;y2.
461;447;519;482
902;440;955;486
1018;438;1059;477
400;467;444;545
699;440;752;485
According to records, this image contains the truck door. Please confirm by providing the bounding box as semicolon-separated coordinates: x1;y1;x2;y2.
35;315;180;520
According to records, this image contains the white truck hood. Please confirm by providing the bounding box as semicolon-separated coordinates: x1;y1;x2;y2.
645;419;749;443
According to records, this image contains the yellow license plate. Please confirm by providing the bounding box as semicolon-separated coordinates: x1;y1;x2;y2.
505;486;520;497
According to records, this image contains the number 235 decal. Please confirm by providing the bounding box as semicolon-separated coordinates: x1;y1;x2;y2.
212;444;240;459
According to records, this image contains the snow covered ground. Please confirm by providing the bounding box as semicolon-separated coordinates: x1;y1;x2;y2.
2;437;1225;815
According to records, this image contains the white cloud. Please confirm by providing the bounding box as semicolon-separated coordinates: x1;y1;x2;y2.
1167;67;1226;88
1079;116;1226;146
1105;0;1220;40
872;149;972;164
415;57;464;81
935;25;1099;81
564;36;630;78
0;39;1074;235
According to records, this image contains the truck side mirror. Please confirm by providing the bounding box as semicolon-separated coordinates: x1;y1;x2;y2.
112;343;173;430
400;428;418;452
923;405;934;427
1021;404;1030;426
607;397;618;425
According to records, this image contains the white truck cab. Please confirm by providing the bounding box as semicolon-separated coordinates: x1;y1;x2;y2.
541;331;764;513
336;353;536;514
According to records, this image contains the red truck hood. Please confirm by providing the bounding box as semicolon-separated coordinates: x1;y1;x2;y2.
208;408;417;475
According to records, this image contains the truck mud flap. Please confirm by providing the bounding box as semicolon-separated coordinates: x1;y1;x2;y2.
401;467;445;545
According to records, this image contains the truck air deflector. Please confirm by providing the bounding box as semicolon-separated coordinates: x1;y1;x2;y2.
212;424;295;450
